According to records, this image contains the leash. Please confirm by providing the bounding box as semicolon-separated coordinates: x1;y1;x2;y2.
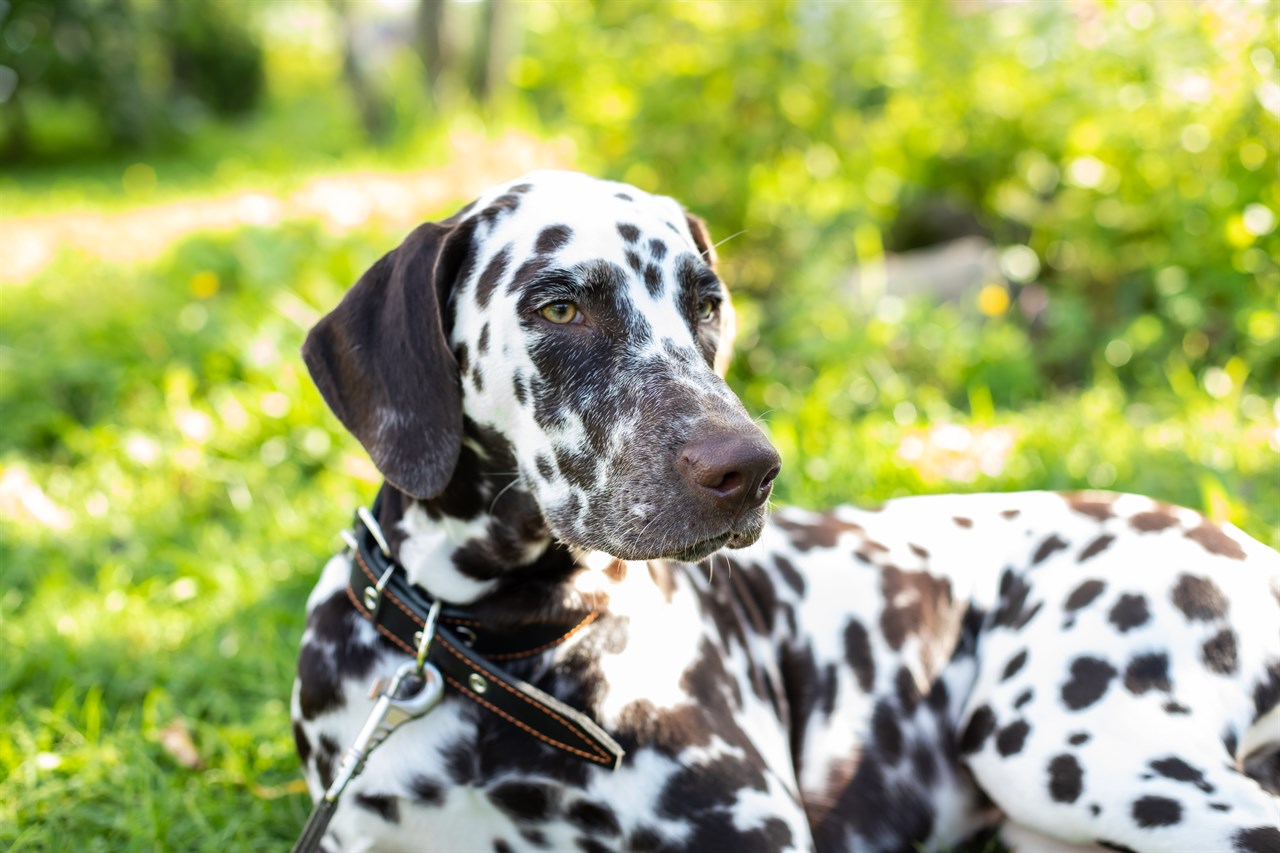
291;629;444;853
292;504;624;853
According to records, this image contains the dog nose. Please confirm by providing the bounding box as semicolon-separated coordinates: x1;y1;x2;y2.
678;432;781;510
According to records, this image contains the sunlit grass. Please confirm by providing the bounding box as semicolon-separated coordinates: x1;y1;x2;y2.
0;128;572;283
727;289;1279;542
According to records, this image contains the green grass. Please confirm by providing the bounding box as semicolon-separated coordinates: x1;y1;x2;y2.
3;216;1276;848
1;225;379;849
728;294;1279;544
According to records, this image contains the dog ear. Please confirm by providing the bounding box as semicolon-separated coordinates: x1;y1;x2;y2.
683;211;737;377
302;221;473;499
684;212;719;272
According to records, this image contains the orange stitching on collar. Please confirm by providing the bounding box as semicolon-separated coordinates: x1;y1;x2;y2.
441;674;614;765
436;634;610;761
486;609;601;660
349;552;614;764
355;551;426;627
442;616;486;627
354;551;596;659
350;587;608;763
346;584;416;656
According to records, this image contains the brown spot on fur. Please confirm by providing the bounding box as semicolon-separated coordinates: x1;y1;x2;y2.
959;705;996;754
953;516;974;529
1185;524;1246;560
315;734;340;790
1032;534;1069;565
355;793;401;823
475;244;513;309
773;555;805;596
1078;534;1115;562
1065;579;1106;611
845;620;875;692
1131;511;1179;533
1124;653;1170;694
535;224;573;255
1108;594;1150;633
879;566;958;671
1066;495;1115;521
1171;573;1228;622
1062;656;1117;710
648;562;676;602
293;721;311;765
1202;629;1238;674
774;515;865;552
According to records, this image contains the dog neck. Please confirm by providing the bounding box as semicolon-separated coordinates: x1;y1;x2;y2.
373;423;599;623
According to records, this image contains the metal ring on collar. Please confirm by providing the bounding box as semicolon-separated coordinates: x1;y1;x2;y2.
356;505;392;557
362;564;396;619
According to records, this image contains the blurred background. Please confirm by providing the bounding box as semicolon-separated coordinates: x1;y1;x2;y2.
1;0;1277;847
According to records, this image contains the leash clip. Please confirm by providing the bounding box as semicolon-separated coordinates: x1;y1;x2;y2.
414;600;443;674
330;660;444;801
293;660;443;853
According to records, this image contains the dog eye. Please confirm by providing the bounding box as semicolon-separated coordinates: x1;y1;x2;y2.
696;297;720;322
540;301;581;324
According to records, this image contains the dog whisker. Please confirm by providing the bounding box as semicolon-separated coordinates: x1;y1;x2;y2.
705;229;748;256
488;477;522;514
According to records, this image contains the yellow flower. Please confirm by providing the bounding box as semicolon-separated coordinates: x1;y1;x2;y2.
978;284;1010;316
190;271;220;299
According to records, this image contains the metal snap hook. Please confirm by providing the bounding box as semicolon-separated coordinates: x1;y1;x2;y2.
415;600;444;673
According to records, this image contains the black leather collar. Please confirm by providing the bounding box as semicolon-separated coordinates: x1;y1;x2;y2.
345;506;625;769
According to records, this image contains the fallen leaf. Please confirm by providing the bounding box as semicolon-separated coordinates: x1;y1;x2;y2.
159;720;203;769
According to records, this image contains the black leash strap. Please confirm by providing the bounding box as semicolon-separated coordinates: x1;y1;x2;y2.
291;798;337;853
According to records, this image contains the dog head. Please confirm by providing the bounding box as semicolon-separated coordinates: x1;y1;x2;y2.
304;171;779;563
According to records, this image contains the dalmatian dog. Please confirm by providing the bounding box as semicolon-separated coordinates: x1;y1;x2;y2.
292;170;1280;853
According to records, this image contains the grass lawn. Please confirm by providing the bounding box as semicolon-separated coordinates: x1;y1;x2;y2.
3;185;1276;850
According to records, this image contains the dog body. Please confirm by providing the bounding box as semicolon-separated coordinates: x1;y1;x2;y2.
293;172;1280;852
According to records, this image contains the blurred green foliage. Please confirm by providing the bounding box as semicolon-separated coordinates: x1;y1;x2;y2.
516;0;1279;392
1;0;264;158
2;1;1278;848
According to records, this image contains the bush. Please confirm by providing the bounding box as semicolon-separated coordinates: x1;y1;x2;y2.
0;0;265;159
514;0;1278;395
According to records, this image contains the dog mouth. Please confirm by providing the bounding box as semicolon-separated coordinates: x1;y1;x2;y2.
668;533;734;563
662;515;767;563
578;513;766;563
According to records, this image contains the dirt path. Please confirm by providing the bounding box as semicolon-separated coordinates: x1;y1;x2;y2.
1;131;574;284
